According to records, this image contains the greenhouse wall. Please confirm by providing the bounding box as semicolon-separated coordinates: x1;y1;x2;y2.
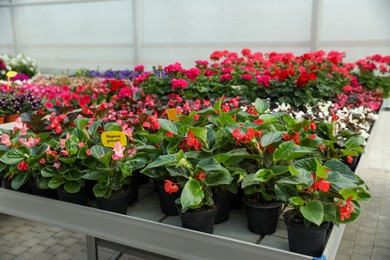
0;0;389;73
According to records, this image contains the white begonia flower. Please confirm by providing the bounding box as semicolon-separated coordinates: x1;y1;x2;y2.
240;106;247;112
1;70;5;75
6;65;11;70
16;54;22;59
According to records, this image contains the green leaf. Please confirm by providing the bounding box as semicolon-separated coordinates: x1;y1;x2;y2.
300;200;324;226
82;170;106;180
64;181;82;193
273;141;294;162
291;158;317;174
204;171;233;186
254;98;270;114
71;128;86;141
91;145;112;167
180;178;204;211
88;120;102;136
282;114;297;126
188;127;208;147
58;156;77;165
327;171;358;189
344;135;364;149
315;159;328;179
325;160;358;182
0;146;30;164
339;189;358;200
141;154;178;172
288;165;300;175
158;119;179;135
63;169;82;181
121;158;147;175
75;118;89;129
261;131;283;147
48;176;66;189
197;157;229;174
93;184;108;197
275;183;299;201
41;166;58;177
11;172;31;190
289;197;305;206
324;205;337;222
103;122;122;132
277;171;313;187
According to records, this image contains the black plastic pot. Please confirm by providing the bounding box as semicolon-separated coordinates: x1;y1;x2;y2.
243;198;282;235
214;192;233;224
154;180;180;216
230;187;244;209
96;188;130;214
285;217;330;257
128;172;141;206
179;205;218;234
56;186;87;206
29;179;57;199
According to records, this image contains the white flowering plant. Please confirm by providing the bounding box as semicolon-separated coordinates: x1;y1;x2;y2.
0;54;39;81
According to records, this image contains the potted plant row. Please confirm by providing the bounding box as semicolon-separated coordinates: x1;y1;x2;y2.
0;98;370;257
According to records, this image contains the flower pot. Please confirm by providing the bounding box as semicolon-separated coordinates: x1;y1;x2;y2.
4;113;20;123
154;180;180;216
178;205;218;234
0;116;4;124
56;186;87;206
128;172;141;206
96;188;130;214
230;187;244;209
243;198;282;235
29;179;57;199
214;192;233;224
284;215;330;257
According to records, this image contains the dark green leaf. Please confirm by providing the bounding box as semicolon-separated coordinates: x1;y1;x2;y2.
64;180;82;193
273;141;294;162
158;119;179;135
197;157;229;174
204;171;233;186
261;131;283;147
11;172;31;190
0;146;30;164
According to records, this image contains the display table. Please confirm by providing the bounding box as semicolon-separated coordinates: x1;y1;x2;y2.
0;180;344;260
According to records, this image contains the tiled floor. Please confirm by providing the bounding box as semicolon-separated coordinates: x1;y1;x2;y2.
1;111;390;259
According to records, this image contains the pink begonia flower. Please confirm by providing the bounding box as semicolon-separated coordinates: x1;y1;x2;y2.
53;162;61;169
121;123;133;139
78;142;85;148
1;134;11;146
39;158;46;164
86;149;91;156
112;141;125;160
19;137;41;148
59;138;66;148
13;117;28;135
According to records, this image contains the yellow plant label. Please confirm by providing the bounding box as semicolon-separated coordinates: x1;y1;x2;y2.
6;71;17;78
6;71;17;89
167;108;179;121
101;131;127;148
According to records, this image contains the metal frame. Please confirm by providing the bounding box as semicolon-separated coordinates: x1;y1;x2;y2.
0;184;349;259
